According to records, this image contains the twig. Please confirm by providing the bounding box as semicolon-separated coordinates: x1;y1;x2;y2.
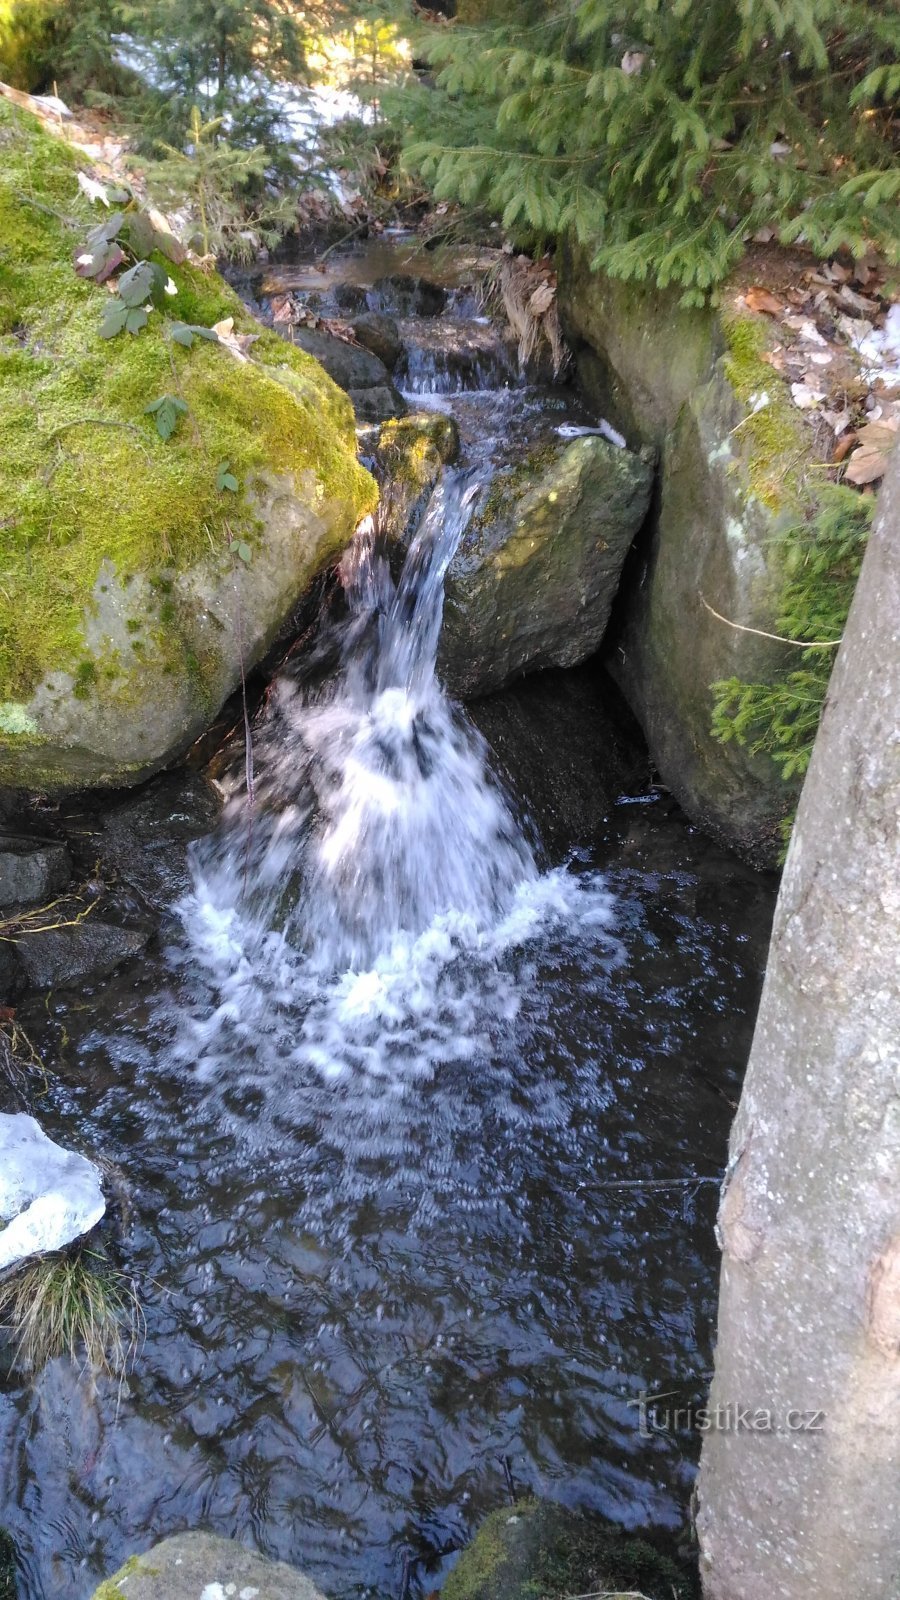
699;593;842;648
578;1176;721;1191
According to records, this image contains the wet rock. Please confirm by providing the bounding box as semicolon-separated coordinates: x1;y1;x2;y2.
0;836;70;909
90;1533;329;1600
350;311;402;370
369;273;447;317
95;772;222;913
469;663;650;853
443;1499;688;1600
333;282;368;314
370;412;460;543
15;920;148;990
0;99;375;793
349;384;408;422
287;325;393;390
0;1113;106;1271
439;434;653;697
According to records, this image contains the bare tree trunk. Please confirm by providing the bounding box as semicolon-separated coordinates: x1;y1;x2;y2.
696;448;900;1599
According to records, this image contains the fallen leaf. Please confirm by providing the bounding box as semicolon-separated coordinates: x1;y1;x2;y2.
212;317;234;337
77;170;109;206
844;445;890;484
528;281;556;316
745;286;782;316
832;432;858;462
791;382;826;409
759;349;785;371
854;419;899;451
839;284;880;315
752;225;777;244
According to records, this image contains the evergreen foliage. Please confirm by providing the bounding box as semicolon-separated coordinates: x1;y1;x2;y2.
402;0;900;301
712;486;873;785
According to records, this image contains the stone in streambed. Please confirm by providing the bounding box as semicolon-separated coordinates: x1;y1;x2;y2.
350;311;402;370
0;835;70;909
443;1499;688;1600
366;411;460;543
439;434;653;697
0;1112;106;1271
15;919;148;989
286;327;406;417
90;1533;329;1600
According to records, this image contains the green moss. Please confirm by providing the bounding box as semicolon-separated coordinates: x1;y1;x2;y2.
0;98;376;704
470;441;560;536
91;1554;158;1599
722;315;813;513
0;1527;16;1600
443;1500;692;1600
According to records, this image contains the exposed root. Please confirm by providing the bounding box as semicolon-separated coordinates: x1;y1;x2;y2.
490;252;570;377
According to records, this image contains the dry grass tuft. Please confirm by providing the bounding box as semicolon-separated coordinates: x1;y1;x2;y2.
0;1249;143;1380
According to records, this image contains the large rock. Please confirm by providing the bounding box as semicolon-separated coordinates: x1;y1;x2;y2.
0;1112;106;1270
91;1533;329;1600
559;245;815;864
438;435;653;697
443;1499;687;1600
0;100;376;793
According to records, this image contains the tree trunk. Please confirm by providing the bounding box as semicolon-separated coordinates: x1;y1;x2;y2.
696;448;900;1599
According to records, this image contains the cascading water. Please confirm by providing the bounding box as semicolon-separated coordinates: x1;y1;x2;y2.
176;470;614;1089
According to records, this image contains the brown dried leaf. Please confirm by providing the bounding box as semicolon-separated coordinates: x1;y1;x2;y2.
745;285;783;316
832;432;858;463
528;281;556;317
855;419;900;451
844;445;891;484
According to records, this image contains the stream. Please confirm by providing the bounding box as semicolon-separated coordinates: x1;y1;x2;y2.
0;240;777;1600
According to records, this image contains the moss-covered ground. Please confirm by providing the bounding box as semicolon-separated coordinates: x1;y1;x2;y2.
0;97;376;705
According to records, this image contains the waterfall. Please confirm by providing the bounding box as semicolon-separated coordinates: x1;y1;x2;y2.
174;471;614;1088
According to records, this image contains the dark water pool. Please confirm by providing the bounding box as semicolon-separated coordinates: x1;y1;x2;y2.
0;795;774;1600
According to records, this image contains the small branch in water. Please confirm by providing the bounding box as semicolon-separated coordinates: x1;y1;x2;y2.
699;594;842;648
577;1176;721;1191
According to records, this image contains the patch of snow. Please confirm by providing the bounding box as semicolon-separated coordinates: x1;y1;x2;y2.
0;1114;105;1271
855;303;900;387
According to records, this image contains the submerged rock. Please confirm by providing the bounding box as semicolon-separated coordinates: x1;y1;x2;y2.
439;434;653;697
91;1533;329;1600
0;1113;105;1271
444;1499;690;1600
369;273;447;317
347;384;408;423
0;100;376;793
0;835;70;909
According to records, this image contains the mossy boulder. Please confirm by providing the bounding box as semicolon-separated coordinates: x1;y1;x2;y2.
438;434;653;698
368;410;460;544
558;244;813;864
0;99;377;791
90;1533;327;1600
443;1499;691;1600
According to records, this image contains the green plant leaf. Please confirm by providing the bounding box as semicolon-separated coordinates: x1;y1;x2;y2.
216;461;239;492
125;306;149;335
229;539;252;563
144;394;188;440
118;259;167;308
99;298;130;338
170;321;220;348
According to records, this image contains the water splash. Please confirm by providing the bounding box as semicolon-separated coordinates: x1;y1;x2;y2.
174;471;616;1089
